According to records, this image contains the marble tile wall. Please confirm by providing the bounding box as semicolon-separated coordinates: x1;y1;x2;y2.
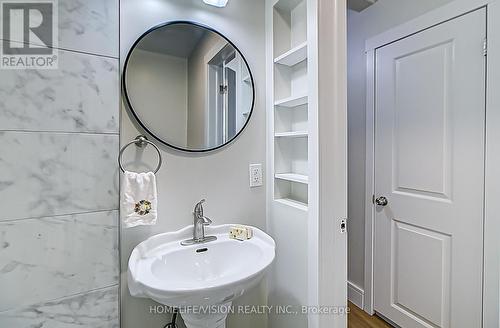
0;1;120;327
0;286;119;328
0;47;119;133
1;0;119;57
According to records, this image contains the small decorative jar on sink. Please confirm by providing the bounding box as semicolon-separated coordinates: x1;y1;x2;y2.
128;224;276;328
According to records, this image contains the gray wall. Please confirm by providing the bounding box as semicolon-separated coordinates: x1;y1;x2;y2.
347;0;456;289
119;0;267;327
127;49;189;147
0;0;119;327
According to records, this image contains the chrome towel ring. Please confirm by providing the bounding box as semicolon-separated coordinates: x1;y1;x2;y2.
119;135;162;174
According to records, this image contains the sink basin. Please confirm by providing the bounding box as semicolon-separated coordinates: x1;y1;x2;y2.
128;224;275;328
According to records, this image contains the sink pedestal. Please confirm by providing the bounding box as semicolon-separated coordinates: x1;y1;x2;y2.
181;302;231;328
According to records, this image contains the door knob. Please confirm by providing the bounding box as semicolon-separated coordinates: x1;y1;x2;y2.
375;196;388;206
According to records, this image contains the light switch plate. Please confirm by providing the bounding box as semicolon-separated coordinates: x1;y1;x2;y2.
249;164;263;187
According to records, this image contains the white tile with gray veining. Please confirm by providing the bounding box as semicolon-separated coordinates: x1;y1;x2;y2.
0;0;118;58
0;46;119;133
0;132;119;221
0;285;119;328
0;211;118;312
58;0;119;57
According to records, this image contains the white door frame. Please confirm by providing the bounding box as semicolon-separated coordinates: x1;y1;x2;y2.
364;1;500;327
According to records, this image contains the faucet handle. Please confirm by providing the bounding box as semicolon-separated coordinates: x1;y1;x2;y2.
194;199;206;217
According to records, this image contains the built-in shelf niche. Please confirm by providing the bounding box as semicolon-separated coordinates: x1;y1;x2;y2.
273;0;308;102
274;61;307;102
274;135;308;206
273;0;307;58
272;0;309;210
275;102;307;134
275;179;308;211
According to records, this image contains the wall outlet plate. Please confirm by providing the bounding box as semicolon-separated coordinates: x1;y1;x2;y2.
249;164;263;187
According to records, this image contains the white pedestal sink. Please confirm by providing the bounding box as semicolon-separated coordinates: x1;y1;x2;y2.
128;224;275;328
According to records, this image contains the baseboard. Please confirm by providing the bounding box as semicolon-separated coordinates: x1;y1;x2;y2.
347;281;365;309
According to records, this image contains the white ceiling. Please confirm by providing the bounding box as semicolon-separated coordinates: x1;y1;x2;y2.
348;0;378;12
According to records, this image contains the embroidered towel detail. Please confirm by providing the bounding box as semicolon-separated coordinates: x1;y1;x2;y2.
121;171;158;228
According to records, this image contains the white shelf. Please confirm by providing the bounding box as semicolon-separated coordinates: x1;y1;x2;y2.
275;131;308;138
275;198;308;211
274;42;307;66
274;95;308;108
275;173;308;184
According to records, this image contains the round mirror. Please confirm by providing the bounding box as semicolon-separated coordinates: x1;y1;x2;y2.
123;22;255;152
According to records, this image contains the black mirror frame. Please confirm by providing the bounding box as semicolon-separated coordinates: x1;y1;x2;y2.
122;20;256;153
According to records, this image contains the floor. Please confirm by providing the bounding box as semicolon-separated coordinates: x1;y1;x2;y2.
348;302;393;328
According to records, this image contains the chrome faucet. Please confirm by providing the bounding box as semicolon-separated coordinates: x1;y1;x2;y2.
193;199;211;240
181;199;217;246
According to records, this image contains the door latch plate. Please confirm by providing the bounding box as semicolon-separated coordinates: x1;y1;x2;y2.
340;218;347;233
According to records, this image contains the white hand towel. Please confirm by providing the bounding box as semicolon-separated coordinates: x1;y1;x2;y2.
121;171;158;228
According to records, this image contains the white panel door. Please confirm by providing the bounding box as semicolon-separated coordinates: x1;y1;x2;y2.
374;9;486;328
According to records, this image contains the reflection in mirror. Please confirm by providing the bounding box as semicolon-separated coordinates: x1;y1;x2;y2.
124;22;254;152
